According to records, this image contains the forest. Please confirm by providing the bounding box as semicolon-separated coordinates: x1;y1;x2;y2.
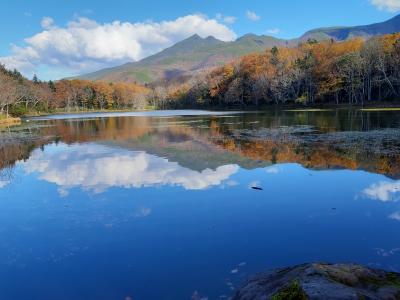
0;65;149;117
164;33;400;108
2;33;400;117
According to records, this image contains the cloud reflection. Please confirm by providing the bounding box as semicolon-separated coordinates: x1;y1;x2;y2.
362;181;400;202
23;144;239;194
389;211;400;221
134;207;152;218
0;180;9;188
265;166;280;174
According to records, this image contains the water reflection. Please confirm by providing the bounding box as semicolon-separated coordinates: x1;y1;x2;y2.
2;109;400;180
389;211;400;221
0;180;9;188
363;181;400;202
23;143;239;194
1;110;400;299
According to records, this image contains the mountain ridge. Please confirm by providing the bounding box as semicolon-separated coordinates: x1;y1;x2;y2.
76;14;400;84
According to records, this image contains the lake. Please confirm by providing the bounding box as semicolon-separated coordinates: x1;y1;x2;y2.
0;109;400;300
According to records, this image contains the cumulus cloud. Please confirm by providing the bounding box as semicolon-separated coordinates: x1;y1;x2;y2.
362;181;400;202
370;0;400;11
246;10;261;21
266;28;281;35
0;14;236;78
216;13;237;24
23;144;239;194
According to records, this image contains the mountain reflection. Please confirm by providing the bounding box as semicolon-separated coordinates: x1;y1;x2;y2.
23;144;239;194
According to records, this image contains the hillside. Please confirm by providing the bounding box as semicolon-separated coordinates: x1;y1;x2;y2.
77;14;400;84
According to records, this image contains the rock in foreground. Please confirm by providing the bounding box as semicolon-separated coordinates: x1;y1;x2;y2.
233;263;400;300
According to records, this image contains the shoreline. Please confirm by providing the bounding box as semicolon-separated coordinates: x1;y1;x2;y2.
23;107;155;118
2;102;400;122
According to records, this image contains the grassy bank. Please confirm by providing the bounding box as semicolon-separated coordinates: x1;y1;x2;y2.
0;115;21;127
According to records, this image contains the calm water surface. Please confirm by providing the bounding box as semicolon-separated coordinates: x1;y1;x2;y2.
1;109;400;300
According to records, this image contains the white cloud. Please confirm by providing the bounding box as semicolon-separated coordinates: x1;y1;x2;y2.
0;14;236;78
363;181;400;202
23;144;239;194
246;10;261;21
41;17;54;29
216;13;237;24
370;0;400;11
266;28;280;35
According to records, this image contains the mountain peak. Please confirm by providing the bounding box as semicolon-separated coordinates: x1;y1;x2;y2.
187;33;202;40
184;34;222;43
237;33;259;40
205;35;220;41
169;34;224;52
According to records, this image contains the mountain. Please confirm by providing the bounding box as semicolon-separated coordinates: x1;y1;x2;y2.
76;33;288;84
77;14;400;84
301;14;400;41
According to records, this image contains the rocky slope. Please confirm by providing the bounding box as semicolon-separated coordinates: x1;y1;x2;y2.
233;263;400;300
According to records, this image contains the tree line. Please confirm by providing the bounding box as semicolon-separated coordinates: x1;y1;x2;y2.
161;33;400;108
0;65;149;117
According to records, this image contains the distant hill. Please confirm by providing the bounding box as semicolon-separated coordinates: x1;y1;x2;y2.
76;14;400;84
301;14;400;41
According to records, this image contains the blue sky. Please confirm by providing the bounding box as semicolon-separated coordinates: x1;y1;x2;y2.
0;0;399;80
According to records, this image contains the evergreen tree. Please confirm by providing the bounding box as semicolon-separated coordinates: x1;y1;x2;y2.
33;74;39;84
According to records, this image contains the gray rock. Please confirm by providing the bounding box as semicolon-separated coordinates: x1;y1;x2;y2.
233;263;400;300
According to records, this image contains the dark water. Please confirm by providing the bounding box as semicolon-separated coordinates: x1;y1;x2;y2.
0;109;400;300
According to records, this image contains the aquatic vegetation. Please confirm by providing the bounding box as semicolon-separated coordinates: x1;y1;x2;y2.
271;281;307;300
